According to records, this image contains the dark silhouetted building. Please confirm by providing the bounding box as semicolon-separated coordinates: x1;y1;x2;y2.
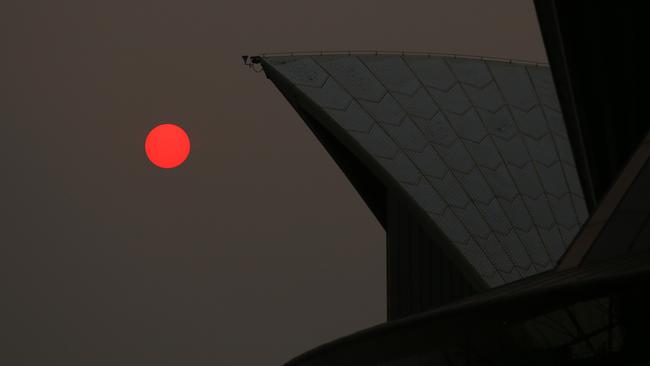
250;1;650;364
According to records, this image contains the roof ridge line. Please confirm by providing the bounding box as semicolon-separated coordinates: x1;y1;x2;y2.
253;51;549;66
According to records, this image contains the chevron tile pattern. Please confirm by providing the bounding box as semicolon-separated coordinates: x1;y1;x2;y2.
264;54;588;287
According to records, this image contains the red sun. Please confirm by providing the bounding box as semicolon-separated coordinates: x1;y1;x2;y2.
145;124;191;169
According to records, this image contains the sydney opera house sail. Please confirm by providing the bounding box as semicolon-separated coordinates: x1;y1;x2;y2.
261;53;588;301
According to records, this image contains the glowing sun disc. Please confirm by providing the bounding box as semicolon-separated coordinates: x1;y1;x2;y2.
145;124;190;168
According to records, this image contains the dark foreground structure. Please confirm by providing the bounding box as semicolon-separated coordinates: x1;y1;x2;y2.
251;1;649;364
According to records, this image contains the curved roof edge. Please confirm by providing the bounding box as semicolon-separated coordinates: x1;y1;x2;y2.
283;252;650;365
245;50;548;67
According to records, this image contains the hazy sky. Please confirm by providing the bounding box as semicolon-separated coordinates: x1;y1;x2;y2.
0;1;546;364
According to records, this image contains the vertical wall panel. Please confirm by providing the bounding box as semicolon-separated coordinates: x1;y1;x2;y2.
387;190;476;320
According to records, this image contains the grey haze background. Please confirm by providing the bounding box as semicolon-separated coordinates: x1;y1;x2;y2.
0;1;546;364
